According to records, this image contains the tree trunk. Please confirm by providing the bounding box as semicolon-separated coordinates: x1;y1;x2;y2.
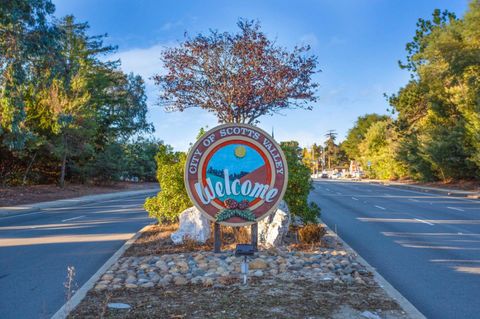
59;134;67;188
439;167;447;184
22;152;37;185
60;151;66;188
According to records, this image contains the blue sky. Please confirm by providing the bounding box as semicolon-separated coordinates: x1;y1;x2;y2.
208;145;264;175
54;0;470;151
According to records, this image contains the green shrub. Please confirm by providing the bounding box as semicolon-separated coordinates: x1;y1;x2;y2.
144;144;191;223
280;141;321;224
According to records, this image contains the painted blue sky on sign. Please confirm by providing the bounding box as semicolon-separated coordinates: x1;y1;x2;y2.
53;0;470;150
207;144;264;176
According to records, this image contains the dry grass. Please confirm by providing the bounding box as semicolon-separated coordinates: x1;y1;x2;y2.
124;222;331;257
298;224;327;244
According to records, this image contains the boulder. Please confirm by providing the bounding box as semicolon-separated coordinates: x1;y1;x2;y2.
258;200;291;247
291;215;304;227
171;207;210;244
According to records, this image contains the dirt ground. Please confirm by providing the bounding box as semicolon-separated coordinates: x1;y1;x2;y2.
69;279;405;319
0;182;158;207
390;179;479;192
414;180;479;191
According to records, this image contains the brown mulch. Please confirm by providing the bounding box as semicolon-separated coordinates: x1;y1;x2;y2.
124;224;214;257
0;182;158;207
124;224;329;257
69;280;403;319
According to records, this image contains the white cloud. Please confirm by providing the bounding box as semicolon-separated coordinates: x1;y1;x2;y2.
109;43;174;84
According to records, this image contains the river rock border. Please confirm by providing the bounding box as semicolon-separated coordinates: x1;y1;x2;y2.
94;247;372;290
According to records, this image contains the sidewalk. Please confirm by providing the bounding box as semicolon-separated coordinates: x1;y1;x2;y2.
359;179;480;199
0;187;159;217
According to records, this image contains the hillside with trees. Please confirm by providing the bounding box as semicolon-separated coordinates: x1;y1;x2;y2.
0;1;160;186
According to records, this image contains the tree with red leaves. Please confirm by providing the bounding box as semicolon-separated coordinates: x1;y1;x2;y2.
153;20;319;124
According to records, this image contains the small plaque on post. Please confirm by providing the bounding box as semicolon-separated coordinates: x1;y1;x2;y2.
235;244;255;256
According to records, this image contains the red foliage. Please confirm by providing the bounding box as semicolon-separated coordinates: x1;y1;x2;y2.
153;20;319;124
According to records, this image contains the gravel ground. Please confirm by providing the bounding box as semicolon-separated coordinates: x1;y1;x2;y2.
94;248;371;290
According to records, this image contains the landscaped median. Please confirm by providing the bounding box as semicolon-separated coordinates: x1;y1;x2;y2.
66;223;413;319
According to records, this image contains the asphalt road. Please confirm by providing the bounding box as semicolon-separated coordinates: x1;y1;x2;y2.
310;180;480;319
0;192;156;319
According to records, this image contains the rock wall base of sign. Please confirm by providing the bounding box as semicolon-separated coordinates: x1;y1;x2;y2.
171;207;211;244
258;200;291;248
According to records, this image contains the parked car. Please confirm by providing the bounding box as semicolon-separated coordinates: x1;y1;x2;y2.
330;172;341;179
351;171;365;180
320;173;328;178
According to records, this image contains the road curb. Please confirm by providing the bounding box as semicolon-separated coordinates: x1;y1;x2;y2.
364;180;479;199
321;222;426;319
313;178;479;199
50;223;155;319
0;188;159;218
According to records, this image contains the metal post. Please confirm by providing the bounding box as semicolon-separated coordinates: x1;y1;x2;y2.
251;222;258;251
242;255;248;285
214;222;221;253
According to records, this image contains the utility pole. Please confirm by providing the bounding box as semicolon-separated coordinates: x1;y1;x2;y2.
321;148;325;172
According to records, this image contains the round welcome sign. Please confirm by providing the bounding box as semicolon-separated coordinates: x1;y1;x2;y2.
185;124;288;226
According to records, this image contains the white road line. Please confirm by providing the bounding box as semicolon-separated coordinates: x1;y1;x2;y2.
0;211;43;220
336;192;342;195
326;188;330;191
408;198;419;202
447;207;465;212
374;205;386;210
352;197;359;201
414;218;434;226
61;215;85;222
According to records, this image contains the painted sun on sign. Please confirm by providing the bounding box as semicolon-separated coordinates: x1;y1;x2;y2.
184;124;288;226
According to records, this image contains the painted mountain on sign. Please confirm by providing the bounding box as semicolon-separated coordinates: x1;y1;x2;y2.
240;165;267;184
